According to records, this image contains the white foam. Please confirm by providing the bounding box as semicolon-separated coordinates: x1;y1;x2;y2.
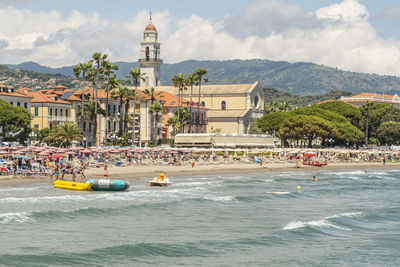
0;212;33;224
283;212;362;231
203;196;234;202
268;191;290;195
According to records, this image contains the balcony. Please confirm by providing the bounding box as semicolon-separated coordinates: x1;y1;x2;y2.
138;59;163;65
192;119;208;125
48;116;74;122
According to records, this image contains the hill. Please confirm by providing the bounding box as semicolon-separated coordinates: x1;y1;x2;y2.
263;88;353;107
8;59;400;95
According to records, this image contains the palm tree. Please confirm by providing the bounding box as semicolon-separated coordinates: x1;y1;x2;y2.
128;68;146;146
143;87;162;140
102;60;119;117
76;101;106;135
185;73;198;133
91;52;108;145
111;85;129;136
45;123;83;148
167;116;181;138
171;73;187;132
150;100;164;143
194;68;208;133
123;88;136;133
73;60;93;130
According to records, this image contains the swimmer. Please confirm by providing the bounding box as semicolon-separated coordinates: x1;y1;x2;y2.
313;176;318;181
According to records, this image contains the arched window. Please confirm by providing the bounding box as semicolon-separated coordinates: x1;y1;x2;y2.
145;47;150;61
221;101;226;110
254;95;260;108
201;101;205;107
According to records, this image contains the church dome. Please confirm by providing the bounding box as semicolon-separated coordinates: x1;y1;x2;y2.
145;23;156;31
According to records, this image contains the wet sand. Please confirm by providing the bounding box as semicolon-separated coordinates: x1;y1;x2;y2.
1;161;399;186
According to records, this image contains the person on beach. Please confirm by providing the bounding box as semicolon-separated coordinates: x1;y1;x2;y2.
80;162;86;179
383;157;386;165
313;176;318;181
72;168;77;181
53;165;59;181
104;163;108;177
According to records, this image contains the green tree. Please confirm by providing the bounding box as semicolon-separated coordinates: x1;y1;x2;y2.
0;100;31;143
194;68;208;132
44;123;83;147
293;105;364;145
101;60;119;136
111;85;130;135
167;116;181;138
171;73;187;131
76;101;106;142
248;120;263;134
317;101;362;127
150;100;164;143
73;60;93;130
278;115;337;148
185;73;198;133
257;112;293;135
89;52;108;145
377;121;400;146
128;68;146;146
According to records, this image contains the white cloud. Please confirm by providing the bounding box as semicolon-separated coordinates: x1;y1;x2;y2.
1;0;400;77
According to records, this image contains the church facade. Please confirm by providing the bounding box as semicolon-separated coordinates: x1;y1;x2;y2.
137;19;265;135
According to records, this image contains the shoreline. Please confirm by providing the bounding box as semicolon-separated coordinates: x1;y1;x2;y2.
1;162;399;187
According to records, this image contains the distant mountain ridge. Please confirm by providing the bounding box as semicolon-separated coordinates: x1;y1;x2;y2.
8;59;400;95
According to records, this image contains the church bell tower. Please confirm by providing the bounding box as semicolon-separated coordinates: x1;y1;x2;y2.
139;15;162;87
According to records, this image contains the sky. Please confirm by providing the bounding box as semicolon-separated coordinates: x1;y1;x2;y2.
1;0;400;76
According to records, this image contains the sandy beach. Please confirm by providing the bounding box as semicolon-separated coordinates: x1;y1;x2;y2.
1;161;399;186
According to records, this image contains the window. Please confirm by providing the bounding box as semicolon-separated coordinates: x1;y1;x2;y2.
66;109;69;117
24;103;28;109
17;102;20;106
113;104;116;114
83;122;86;131
55;109;58;116
107;104;111;115
89;122;92;131
254;95;260;108
49;124;53;130
108;120;111;131
34;107;39;116
49;108;53;116
118;105;121;113
9;102;13;105
113;121;116;130
34;124;39;129
221;101;226;110
60;109;63;117
146;47;150;61
201;101;205;107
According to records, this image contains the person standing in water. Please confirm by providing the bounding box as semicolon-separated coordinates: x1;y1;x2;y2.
313;176;318;181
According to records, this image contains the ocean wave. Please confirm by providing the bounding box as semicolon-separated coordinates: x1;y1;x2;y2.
0;212;33;224
282;212;365;231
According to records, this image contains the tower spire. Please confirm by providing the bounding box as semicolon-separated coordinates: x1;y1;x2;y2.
149;11;152;23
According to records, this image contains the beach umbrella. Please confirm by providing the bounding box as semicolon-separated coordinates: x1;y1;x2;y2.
0;151;8;154
303;153;315;157
15;155;30;159
49;154;66;159
37;152;50;156
81;149;91;153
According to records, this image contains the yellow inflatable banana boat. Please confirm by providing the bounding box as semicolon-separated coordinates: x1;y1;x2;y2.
53;180;92;191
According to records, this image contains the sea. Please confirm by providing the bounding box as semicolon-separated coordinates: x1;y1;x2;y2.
0;169;399;266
